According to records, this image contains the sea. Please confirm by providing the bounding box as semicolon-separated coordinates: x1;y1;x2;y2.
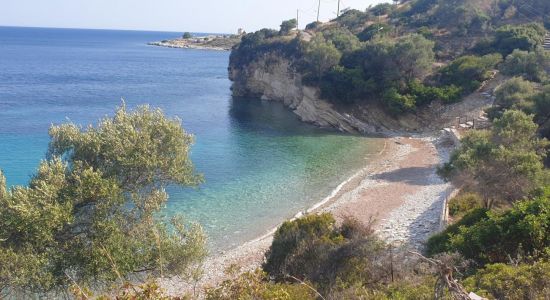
0;26;383;250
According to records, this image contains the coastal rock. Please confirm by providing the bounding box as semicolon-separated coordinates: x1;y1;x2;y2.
229;52;505;134
229;54;378;134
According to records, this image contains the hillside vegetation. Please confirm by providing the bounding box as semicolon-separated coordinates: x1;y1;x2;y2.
230;0;550;118
2;0;550;299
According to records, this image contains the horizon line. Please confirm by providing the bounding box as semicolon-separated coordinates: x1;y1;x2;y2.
0;24;234;35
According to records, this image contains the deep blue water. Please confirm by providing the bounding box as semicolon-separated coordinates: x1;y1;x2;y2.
0;26;383;250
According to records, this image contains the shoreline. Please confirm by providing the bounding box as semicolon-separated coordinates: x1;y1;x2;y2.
161;132;457;296
148;41;231;51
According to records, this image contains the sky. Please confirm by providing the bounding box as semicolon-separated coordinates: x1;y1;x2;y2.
1;0;390;33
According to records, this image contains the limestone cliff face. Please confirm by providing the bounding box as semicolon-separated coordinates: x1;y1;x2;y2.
229;52;498;134
229;53;378;134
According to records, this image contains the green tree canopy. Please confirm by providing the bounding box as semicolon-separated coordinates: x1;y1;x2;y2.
279;19;297;35
427;189;550;266
0;105;206;295
303;33;342;80
500;49;550;82
440;110;548;207
494;23;547;56
493;77;536;113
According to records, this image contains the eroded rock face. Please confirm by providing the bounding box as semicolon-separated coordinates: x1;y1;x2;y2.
229;54;377;134
229;52;499;135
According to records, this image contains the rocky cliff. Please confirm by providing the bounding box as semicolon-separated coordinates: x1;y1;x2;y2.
229;52;500;135
229;53;378;134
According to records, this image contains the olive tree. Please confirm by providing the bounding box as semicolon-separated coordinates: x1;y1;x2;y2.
0;105;207;296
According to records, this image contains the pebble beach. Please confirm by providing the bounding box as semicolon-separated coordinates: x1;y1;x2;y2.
161;132;458;296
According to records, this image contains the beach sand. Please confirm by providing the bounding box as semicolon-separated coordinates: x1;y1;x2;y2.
161;133;456;296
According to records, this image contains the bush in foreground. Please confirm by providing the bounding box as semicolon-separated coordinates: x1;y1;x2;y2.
0;105;206;296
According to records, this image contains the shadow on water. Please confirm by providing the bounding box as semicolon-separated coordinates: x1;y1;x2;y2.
228;96;361;138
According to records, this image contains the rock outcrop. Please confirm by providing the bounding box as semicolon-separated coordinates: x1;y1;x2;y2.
229;52;502;134
229;53;378;134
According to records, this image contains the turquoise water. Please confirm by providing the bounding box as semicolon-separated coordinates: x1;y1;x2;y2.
0;26;383;250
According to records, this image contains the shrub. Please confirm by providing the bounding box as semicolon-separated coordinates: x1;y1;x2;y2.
280;19;297;35
464;261;550;300
534;85;550;124
205;269;316;300
501;49;550;82
427;192;550;265
230;29;301;68
493;77;536;113
320;26;362;53
439;53;502;92
303;33;343;80
370;3;394;16
448;193;483;218
263;213;343;280
409;80;462;105
263;214;390;294
320;66;374;103
335;9;370;32
383;88;417;114
305;21;322;31
494;23;547;56
357;23;394;42
0;106;206;294
440;110;548;207
426;208;489;257
182;32;192;39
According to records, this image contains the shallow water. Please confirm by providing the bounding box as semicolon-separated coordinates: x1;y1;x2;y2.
0;26;384;250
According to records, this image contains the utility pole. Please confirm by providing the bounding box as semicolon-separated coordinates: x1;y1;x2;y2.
317;0;321;22
337;0;341;17
297;9;299;30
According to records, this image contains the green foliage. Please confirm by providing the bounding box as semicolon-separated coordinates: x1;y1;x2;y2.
427;192;550;265
320;26;362;53
464;260;550;300
303;33;342;80
439;53;502;93
356;34;435;91
305;21;322;31
383;87;417;114
534;85;550;123
370;3;394;16
427;208;490;257
0;105;207;295
230;28;301;68
205;269;316;300
320;66;373;103
494;23;547;56
408;80;462;105
441;110;548;207
448;192;483;218
501;49;550;82
493;77;536;114
379;80;462;114
263;213;343;280
280;19;297;35
334;9;369;32
357;23;394;42
432;0;491;35
0;170;6;200
182;32;192;39
263;214;393;294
